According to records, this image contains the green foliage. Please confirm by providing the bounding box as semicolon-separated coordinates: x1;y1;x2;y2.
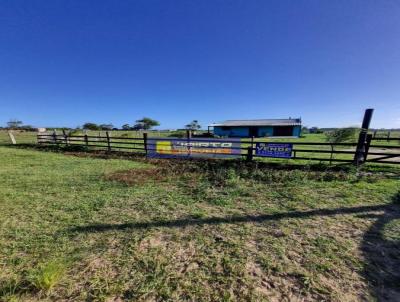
325;127;359;143
82;122;100;131
135;117;160;130
185;120;201;130
99;124;114;130
310;127;324;134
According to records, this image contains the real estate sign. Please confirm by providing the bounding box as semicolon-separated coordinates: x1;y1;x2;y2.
255;142;292;158
147;138;241;159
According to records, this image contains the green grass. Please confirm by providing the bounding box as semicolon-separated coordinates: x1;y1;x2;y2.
0;146;399;301
0;131;37;145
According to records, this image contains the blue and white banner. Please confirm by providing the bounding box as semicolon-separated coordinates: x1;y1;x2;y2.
255;142;292;158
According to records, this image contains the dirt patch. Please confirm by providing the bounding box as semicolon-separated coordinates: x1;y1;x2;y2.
103;158;374;190
138;233;169;251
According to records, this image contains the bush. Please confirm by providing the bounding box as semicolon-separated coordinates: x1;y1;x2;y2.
82;123;100;131
325;128;359;143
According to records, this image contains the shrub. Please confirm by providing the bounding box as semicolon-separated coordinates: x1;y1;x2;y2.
325;128;359;143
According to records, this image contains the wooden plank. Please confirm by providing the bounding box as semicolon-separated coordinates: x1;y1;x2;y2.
8;131;16;144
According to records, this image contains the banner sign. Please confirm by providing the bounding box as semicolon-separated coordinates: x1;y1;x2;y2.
255;143;292;158
147;138;241;159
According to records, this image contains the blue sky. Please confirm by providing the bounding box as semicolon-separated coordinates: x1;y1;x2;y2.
1;0;399;129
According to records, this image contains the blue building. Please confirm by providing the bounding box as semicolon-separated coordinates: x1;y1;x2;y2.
209;118;302;138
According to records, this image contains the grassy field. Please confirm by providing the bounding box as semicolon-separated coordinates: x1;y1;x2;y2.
0;146;399;301
2;129;399;166
0;131;38;145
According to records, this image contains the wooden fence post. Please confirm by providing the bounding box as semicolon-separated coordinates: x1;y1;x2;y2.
84;133;89;149
354;108;374;165
329;145;334;165
53;130;58;146
8;131;16;145
143;133;148;155
246;146;253;162
387;131;391;141
364;134;373;162
62;129;69;146
106;131;111;152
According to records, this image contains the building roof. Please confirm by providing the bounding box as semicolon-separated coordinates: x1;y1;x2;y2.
210;118;301;127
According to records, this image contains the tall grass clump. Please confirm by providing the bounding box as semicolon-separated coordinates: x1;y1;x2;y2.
27;260;67;292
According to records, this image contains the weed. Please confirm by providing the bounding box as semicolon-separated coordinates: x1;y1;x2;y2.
27;260;67;292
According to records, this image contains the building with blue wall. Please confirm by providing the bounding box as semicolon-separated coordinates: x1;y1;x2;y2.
209;118;301;138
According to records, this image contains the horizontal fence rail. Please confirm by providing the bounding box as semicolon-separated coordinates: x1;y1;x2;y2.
37;132;399;165
367;135;400;164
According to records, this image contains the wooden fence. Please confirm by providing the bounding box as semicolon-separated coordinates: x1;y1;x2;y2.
37;131;400;165
365;136;400;164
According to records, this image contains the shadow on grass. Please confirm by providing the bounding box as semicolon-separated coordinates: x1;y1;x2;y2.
360;192;400;301
69;204;388;232
68;195;400;301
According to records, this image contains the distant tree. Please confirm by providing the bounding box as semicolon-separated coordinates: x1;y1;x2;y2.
309;127;323;134
7;119;23;129
20;125;35;131
132;123;144;130
185;120;201;130
99;124;114;130
301;126;309;134
326;127;359;143
122;124;131;130
135;117;160;130
82;122;100;130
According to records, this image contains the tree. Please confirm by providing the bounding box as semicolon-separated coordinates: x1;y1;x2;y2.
185;120;201;130
99;124;114;130
135;117;160;130
7;119;23;129
122;124;131;130
82;122;100;130
132;123;144;130
326;127;358;143
309;127;323;134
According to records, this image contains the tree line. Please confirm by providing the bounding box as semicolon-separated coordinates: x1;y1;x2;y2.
1;119;36;131
3;118;202;131
82;118;201;131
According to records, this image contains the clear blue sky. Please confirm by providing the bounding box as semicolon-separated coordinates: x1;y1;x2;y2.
1;0;399;129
